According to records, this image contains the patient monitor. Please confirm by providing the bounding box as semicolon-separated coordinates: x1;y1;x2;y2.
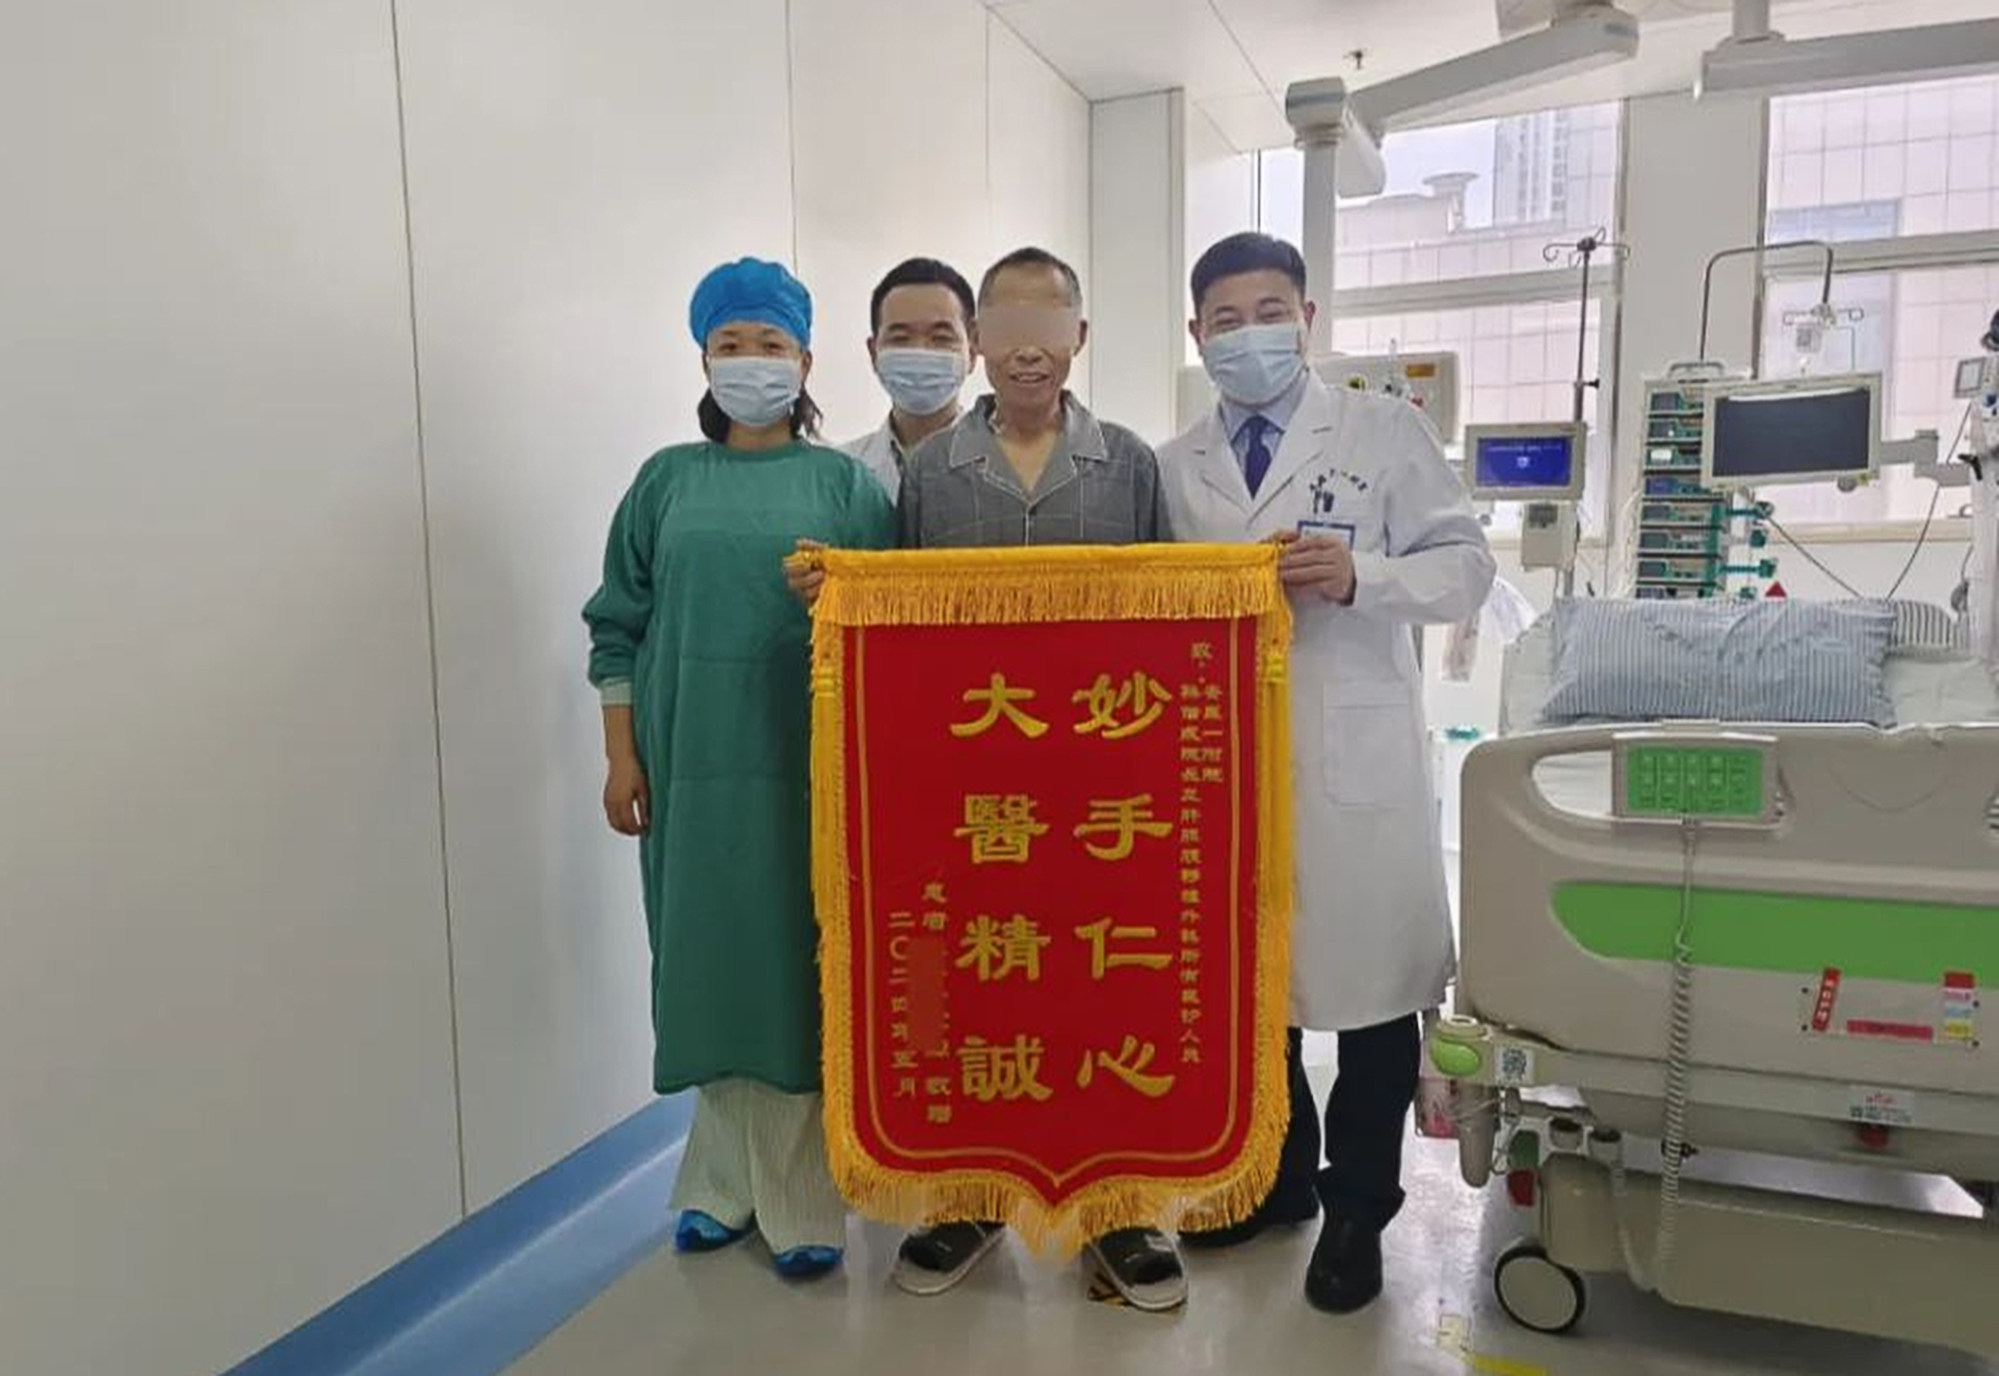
1701;373;1881;488
1467;422;1586;575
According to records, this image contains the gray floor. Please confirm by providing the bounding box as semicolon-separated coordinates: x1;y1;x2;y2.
506;1070;1997;1376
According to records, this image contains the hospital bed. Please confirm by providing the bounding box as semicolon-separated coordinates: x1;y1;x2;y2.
1431;604;1999;1357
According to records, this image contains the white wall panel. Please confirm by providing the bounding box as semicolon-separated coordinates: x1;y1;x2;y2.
1088;91;1185;443
1183;107;1258;368
988;16;1095;403
395;0;797;1209
0;5;462;1374
790;0;992;442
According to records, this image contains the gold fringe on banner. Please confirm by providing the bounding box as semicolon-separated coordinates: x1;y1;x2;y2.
809;542;1286;629
809;543;1295;1257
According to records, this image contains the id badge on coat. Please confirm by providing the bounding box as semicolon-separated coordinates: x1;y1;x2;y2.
1297;518;1355;547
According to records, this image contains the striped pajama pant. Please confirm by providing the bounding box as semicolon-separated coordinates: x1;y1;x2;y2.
670;1079;848;1252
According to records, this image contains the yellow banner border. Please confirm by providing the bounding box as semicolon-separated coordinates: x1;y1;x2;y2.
808;543;1295;1256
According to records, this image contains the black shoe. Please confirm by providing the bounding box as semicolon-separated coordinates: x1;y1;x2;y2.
1088;1227;1187;1312
1304;1217;1383;1315
891;1221;1005;1297
1180;1196;1318;1251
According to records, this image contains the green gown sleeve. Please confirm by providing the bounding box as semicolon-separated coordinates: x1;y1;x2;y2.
583;455;666;695
844;458;898;550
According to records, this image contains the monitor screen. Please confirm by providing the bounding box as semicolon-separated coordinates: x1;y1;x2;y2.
1473;431;1576;491
1709;384;1873;483
1956;356;1987;399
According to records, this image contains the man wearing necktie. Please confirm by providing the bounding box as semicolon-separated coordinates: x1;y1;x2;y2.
1157;233;1494;1318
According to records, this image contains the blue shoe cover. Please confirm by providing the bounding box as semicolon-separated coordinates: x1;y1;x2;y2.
772;1245;843;1280
675;1210;749;1254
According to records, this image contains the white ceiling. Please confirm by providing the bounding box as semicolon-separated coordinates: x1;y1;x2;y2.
981;0;1999;150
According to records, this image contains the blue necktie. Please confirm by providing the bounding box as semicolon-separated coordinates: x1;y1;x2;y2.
1241;415;1274;497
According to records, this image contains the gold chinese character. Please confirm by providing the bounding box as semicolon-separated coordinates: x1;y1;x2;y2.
1180;683;1202;702
956;915;1051;983
1077;1036;1176;1098
1200;767;1224;785
924;912;949;933
1181;967;1200;985
927;1104;954;1125
1180;848;1202;866
1204;684;1223;701
1074;918;1172;978
1073;794;1173;861
1181;704;1203;723
951;674;1049;739
1203;704;1224;722
959;1034;1055;1103
952;793;1049;865
1072;672;1171;740
926;1076;953;1097
1182;1045;1202;1066
897;1077;919;1098
923;882;949;904
1181;988;1202;1007
1181;1008;1202;1027
1180;948;1200;967
893;1048;918;1071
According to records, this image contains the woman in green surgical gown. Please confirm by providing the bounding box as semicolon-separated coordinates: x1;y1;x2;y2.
584;258;893;1281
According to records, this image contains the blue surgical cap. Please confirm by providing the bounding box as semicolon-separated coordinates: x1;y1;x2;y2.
688;257;813;350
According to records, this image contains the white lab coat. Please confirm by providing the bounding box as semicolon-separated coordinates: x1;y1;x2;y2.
841;420;903;502
1157;374;1496;1031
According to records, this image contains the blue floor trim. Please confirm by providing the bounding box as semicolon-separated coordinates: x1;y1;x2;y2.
222;1095;691;1376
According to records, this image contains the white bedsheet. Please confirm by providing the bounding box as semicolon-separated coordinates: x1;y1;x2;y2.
1501;613;1999;735
1501;611;1999;820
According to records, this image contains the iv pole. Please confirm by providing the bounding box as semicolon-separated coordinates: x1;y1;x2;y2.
1542;231;1629;598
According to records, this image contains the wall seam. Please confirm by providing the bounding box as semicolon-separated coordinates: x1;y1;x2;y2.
985;4;1090;105
784;0;801;266
389;0;472;1219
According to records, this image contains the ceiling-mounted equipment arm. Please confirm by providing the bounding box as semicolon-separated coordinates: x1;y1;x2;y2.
1699;0;1999;99
1335;2;1639;133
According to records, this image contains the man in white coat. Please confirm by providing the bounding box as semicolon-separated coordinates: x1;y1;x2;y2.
841;257;977;499
1162;233;1495;1315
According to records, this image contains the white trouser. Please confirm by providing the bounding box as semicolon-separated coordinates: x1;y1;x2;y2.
670;1079;848;1252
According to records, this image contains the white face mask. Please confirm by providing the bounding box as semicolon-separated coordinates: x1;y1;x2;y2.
1201;322;1306;408
875;347;969;417
708;356;803;427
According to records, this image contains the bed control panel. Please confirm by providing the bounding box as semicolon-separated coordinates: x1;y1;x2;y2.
1611;733;1780;825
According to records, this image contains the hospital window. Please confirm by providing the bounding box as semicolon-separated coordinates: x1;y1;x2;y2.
1768;74;1999;242
1760;74;1999;528
1331;301;1611;539
1257;102;1622;290
1758;264;1999;526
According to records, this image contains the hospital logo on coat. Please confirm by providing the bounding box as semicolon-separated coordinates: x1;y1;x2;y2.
1309;468;1371;517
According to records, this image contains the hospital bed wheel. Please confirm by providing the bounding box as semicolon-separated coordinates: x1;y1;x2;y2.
1494;1243;1586;1336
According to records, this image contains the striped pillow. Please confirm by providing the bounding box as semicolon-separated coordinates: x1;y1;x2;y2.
1542;598;1897;727
1888;599;1970;655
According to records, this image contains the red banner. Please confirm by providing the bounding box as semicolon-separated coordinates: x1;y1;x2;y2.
809;546;1293;1251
